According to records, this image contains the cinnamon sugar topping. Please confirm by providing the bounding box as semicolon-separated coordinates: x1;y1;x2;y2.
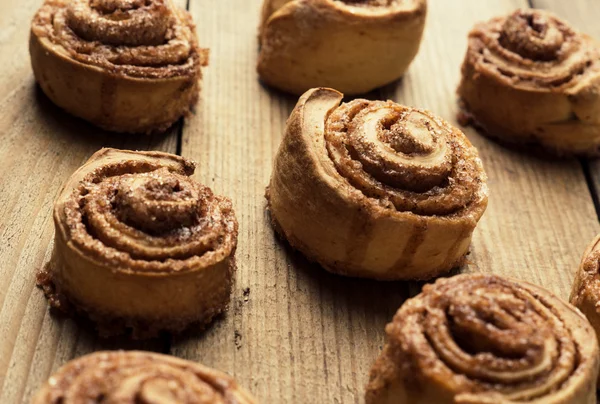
468;9;600;89
325;100;485;216
31;351;256;404
61;152;237;272
368;274;597;402
499;10;567;61
31;0;206;78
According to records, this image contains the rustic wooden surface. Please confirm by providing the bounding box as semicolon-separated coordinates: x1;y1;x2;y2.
0;0;599;403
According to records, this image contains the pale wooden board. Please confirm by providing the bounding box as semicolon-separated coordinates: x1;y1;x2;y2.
531;1;600;206
0;0;186;402
1;0;599;403
172;0;599;403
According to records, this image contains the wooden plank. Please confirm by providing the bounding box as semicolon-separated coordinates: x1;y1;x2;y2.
530;1;600;207
174;0;600;403
0;0;187;401
0;0;46;99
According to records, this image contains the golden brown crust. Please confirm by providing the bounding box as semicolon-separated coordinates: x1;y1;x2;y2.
258;0;426;95
31;351;258;404
39;148;238;339
457;9;600;157
30;0;208;133
266;88;488;280
36;259;234;339
570;234;600;384
367;274;599;404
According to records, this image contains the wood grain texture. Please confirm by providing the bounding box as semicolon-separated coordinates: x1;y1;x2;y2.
0;0;186;402
531;0;600;208
1;0;599;403
172;0;599;403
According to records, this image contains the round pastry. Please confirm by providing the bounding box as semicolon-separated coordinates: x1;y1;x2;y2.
31;351;257;404
457;9;600;156
366;274;599;404
570;234;600;374
266;88;488;280
258;0;427;95
37;148;238;338
30;0;208;134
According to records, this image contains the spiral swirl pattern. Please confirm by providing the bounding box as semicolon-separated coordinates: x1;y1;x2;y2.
32;351;257;404
470;9;597;89
267;88;487;280
32;0;204;78
366;274;599;403
457;9;600;156
325;100;483;216
64;155;235;272
40;149;237;337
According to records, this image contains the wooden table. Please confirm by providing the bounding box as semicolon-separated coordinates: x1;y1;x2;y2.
1;0;600;402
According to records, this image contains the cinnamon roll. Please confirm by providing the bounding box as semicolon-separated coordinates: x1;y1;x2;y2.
367;274;599;404
266;88;488;280
258;0;426;95
32;351;257;404
30;0;208;134
570;234;600;378
38;148;238;338
457;9;600;156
